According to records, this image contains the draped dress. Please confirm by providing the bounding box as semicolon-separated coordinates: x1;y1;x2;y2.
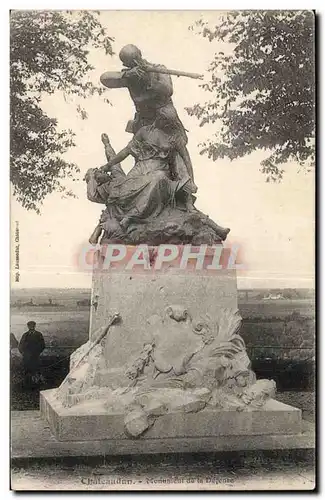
105;125;181;224
87;125;191;238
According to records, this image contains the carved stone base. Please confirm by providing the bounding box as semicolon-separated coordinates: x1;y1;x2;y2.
40;389;301;442
89;262;238;349
40;249;302;444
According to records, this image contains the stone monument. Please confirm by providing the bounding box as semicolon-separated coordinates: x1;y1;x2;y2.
40;45;302;449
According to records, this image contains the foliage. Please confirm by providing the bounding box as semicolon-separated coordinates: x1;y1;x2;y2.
10;10;114;211
187;11;315;181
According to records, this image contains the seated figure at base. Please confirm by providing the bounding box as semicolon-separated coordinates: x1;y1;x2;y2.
86;126;230;246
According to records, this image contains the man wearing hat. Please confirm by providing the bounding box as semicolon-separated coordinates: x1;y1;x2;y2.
18;321;45;385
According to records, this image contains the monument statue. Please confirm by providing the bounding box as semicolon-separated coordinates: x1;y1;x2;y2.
54;306;277;438
39;45;302;448
86;44;230;245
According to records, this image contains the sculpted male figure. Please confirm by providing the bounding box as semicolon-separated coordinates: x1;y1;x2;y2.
100;44;196;189
101;45;184;134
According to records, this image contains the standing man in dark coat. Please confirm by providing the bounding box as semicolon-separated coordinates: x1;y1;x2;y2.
18;321;45;385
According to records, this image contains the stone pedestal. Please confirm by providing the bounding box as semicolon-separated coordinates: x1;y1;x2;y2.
40;245;303;447
40;389;301;442
90;258;238;370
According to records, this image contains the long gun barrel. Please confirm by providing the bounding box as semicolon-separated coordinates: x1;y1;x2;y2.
73;312;121;370
100;67;203;89
142;64;203;80
147;67;203;80
56;312;121;402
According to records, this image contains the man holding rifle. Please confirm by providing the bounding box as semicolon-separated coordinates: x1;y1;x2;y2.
100;44;199;191
101;44;189;136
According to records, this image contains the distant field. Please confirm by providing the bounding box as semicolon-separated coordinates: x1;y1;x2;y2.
238;299;315;319
11;287;315;307
11;288;91;310
10;289;315;353
10;288;316;395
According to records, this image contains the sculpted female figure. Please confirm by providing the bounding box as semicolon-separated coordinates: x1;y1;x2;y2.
86;116;229;245
106;113;196;213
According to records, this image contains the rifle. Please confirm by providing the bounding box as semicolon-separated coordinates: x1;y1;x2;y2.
143;66;202;80
72;312;121;371
56;312;121;406
100;66;203;90
138;60;203;80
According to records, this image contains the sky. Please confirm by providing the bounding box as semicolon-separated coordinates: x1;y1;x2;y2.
10;10;315;290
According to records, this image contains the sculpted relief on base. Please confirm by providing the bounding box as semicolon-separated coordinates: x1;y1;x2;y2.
56;306;276;438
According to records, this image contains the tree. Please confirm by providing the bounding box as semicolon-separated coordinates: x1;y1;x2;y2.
10;10;114;211
187;11;315;181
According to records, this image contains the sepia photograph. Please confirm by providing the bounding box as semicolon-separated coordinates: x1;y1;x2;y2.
10;9;315;491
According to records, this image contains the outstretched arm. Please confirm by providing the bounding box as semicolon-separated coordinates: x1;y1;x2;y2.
101;146;131;173
100;71;128;89
101;133;126;179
